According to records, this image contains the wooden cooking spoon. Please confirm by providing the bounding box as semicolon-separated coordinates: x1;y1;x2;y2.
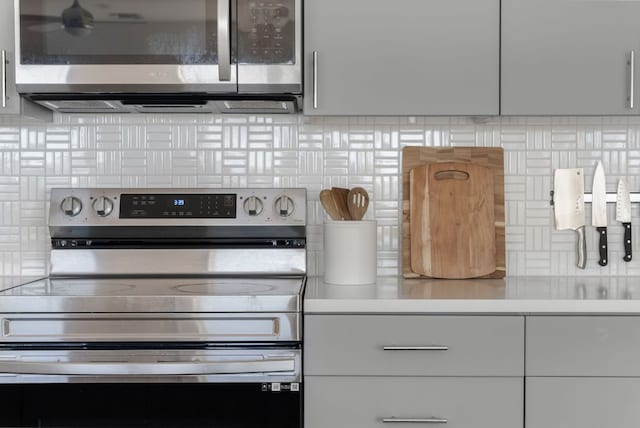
347;187;369;220
320;189;342;220
331;187;352;220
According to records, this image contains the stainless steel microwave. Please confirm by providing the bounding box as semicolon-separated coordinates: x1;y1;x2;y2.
14;0;302;113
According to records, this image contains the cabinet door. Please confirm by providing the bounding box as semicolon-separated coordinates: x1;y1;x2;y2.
527;378;640;428
502;0;640;115
0;1;50;120
0;0;20;115
527;316;640;377
306;377;523;428
304;0;499;116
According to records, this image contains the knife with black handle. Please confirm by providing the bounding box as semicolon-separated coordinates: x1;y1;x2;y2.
596;227;608;266
592;162;608;267
617;179;632;262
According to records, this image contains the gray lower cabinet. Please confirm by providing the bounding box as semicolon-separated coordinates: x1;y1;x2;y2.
527;378;640;428
526;316;640;428
0;1;51;120
303;0;499;115
304;315;525;428
502;0;640;115
305;377;523;428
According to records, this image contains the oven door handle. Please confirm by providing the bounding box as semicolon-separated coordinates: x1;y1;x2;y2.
0;358;295;376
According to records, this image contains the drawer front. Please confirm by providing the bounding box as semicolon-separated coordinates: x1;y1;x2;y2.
304;315;524;376
527;378;640;428
305;377;523;428
527;316;640;376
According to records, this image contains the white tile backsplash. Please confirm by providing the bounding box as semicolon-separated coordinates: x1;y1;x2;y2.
0;113;638;277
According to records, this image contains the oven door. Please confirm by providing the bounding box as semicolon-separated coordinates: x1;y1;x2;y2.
0;347;301;427
15;0;237;93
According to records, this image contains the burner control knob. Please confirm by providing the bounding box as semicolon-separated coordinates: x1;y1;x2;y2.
243;196;264;216
275;195;295;217
92;196;114;217
60;196;82;217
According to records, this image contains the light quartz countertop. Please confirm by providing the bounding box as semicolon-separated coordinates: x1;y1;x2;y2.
0;276;43;292
304;276;640;314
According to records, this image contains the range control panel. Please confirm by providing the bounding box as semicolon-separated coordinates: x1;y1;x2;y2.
120;194;237;219
49;188;306;227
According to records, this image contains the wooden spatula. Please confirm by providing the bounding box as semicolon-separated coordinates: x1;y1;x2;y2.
347;187;369;220
320;189;342;220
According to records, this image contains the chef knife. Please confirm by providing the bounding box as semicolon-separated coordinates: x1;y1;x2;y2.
554;168;586;269
616;179;632;262
592;161;608;266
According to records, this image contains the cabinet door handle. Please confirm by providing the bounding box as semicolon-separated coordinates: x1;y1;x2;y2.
383;346;449;351
629;50;635;109
313;51;319;109
1;50;6;109
217;0;231;81
383;418;448;424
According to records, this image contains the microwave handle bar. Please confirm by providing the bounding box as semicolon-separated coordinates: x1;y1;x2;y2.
0;358;295;376
218;0;231;81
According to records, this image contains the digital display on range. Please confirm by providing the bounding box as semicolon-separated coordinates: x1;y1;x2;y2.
119;194;236;218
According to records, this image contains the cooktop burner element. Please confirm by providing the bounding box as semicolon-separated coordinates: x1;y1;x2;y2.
172;282;276;295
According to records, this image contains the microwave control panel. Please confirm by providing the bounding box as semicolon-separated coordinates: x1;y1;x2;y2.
239;1;295;64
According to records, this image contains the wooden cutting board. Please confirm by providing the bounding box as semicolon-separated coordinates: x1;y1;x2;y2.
403;147;505;279
410;162;496;279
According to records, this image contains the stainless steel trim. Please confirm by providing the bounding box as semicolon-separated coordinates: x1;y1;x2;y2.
49;248;306;277
312;51;319;109
0;313;300;341
1;50;6;108
382;346;449;351
630;51;635;109
15;65;238;94
0;349;302;384
383;418;448;424
0;359;295;376
218;0;231;82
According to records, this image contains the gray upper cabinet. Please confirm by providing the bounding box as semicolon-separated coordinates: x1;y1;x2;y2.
304;0;499;116
502;0;640;115
0;1;51;120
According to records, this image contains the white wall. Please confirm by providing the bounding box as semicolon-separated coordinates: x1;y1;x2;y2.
0;113;637;277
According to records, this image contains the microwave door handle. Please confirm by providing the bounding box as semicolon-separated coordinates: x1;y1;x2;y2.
0;358;295;376
218;0;231;81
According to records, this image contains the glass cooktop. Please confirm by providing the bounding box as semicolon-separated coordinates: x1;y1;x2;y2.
0;277;306;313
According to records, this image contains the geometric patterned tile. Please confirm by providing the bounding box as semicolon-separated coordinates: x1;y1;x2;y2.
0;114;639;276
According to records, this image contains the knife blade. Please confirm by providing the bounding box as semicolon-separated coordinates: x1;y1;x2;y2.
616;179;632;262
554;168;586;269
592;161;608;266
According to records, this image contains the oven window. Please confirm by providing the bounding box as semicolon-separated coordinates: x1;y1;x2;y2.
19;0;222;65
0;383;301;427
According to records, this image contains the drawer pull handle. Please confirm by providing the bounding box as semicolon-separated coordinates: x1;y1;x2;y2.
383;418;447;424
383;346;449;351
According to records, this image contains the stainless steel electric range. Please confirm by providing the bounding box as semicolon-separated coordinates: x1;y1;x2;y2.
0;188;306;428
